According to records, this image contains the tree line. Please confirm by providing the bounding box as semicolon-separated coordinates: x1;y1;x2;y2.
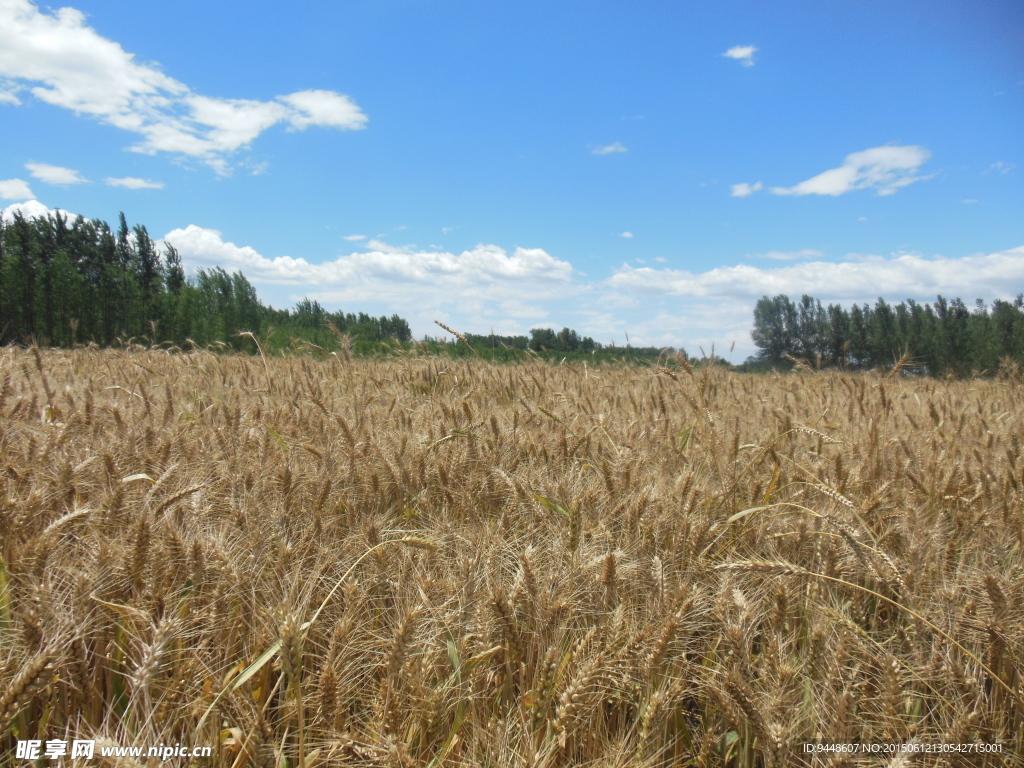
421;329;674;362
0;210;411;352
751;293;1024;376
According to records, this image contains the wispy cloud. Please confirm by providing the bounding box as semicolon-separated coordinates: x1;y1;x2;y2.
723;45;757;66
748;249;823;261
989;161;1015;174
730;181;762;197
592;142;628;155
105;176;163;189
0;178;35;200
0;0;367;174
342;234;367;241
619;231;634;239
771;145;931;197
0;82;20;104
25;162;87;185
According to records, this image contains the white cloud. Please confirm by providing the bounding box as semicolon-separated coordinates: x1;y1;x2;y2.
1;198;60;220
246;160;270;176
0;81;21;104
162;225;574;293
278;90;367;131
161;225;581;342
598;245;1024;358
25;162;87;185
771;145;931;197
592;142;628;155
0;0;367;173
149;220;1024;358
749;249;823;261
363;238;412;255
0;178;35;200
619;231;634;238
731;181;762;197
607;246;1024;302
342;234;367;241
990;161;1015;174
105;176;164;189
723;45;757;66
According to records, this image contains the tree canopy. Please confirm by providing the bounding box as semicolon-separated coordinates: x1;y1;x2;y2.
750;293;1024;375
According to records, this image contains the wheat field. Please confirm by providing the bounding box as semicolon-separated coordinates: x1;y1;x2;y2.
1;347;1022;767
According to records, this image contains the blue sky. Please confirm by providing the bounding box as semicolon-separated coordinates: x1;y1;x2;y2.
2;0;1022;357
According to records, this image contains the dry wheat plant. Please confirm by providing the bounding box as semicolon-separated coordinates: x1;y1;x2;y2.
1;345;1022;768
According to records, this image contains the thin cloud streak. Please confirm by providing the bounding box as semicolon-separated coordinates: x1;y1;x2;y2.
592;142;628;155
748;249;823;261
25;162;87;185
105;176;164;189
731;181;762;197
723;45;757;66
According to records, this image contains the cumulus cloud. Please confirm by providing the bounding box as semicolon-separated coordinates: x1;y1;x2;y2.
159;224;582;340
592;142;628;155
749;249;823;261
607;247;1024;302
731;181;762;197
1;198;60;220
0;0;367;173
0;178;35;200
162;224;574;299
597;245;1024;357
25;162;87;185
723;45;757;66
771;145;931;197
105;176;164;189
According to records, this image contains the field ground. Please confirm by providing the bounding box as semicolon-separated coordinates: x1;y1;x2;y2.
1;348;1022;767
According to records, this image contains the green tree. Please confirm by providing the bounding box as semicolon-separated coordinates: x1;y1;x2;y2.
530;327;558;351
751;294;798;365
867;298;899;367
824;303;851;366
